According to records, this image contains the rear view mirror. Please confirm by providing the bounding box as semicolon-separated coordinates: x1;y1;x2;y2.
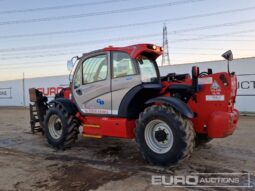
67;60;74;71
222;50;233;61
222;50;233;73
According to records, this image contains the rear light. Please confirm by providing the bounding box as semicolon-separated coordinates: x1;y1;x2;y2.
219;74;228;87
147;44;163;51
229;99;232;107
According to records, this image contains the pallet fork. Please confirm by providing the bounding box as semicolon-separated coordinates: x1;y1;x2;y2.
29;88;48;134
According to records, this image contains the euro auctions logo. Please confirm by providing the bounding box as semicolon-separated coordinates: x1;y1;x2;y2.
152;175;198;186
151;173;253;188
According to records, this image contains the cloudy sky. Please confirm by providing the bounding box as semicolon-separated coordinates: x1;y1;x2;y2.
0;0;255;81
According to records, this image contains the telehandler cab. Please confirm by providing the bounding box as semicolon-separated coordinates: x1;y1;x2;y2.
29;44;239;166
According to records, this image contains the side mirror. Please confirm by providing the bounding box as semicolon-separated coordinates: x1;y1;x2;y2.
222;50;233;61
67;60;74;71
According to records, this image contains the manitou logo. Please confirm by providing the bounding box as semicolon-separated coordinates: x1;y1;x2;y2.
37;87;63;97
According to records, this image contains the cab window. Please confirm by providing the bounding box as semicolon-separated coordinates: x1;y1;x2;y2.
112;52;136;78
82;54;108;84
137;56;158;83
73;64;82;89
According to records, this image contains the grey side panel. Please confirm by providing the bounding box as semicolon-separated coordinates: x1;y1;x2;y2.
145;97;194;118
83;92;112;113
111;75;141;114
77;82;111;113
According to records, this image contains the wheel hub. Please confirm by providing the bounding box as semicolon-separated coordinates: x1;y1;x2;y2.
144;119;174;154
54;121;62;131
155;129;168;142
48;114;63;140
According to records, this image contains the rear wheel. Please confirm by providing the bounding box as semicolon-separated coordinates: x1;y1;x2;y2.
135;105;195;166
44;103;80;149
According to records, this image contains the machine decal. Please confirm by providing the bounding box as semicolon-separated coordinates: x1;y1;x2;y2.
206;95;225;101
210;80;221;95
198;77;212;85
81;109;118;115
82;108;111;114
126;76;133;80
96;99;105;105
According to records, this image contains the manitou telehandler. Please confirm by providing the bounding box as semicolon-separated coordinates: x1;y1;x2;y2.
29;44;239;166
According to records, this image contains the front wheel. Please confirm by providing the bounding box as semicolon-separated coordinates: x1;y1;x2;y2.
135;105;195;166
44;103;80;149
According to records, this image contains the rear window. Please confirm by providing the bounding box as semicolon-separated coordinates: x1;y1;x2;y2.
137;56;158;82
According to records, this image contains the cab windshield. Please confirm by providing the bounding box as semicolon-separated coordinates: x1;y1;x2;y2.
137;56;158;83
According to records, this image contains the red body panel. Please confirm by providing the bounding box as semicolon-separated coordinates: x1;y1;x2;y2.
103;44;162;59
76;114;136;139
188;73;239;137
158;72;239;138
207;109;239;138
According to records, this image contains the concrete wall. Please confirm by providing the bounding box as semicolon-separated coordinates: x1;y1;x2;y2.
0;57;255;112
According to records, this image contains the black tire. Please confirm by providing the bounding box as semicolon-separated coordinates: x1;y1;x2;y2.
44;102;80;149
135;105;195;166
195;133;212;146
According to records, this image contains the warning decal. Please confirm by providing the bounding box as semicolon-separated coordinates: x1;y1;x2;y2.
206;95;225;101
210;80;221;95
198;77;213;85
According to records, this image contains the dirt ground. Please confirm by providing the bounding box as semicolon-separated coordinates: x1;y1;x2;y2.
0;108;254;191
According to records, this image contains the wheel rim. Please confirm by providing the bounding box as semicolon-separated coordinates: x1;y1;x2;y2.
144;119;174;154
48;114;63;140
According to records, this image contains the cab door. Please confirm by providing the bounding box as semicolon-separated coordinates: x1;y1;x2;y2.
111;51;141;115
72;52;112;115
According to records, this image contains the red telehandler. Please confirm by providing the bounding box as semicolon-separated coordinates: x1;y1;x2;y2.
29;44;239;166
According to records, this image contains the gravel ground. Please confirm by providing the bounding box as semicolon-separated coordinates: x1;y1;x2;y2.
0;107;254;191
